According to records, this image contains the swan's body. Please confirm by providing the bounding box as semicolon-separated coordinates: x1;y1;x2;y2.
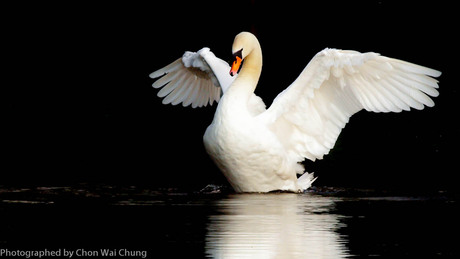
150;32;441;193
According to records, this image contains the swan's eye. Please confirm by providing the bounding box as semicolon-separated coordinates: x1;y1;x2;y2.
232;49;243;59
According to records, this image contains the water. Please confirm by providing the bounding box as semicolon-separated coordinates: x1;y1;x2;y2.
0;185;457;258
206;193;347;258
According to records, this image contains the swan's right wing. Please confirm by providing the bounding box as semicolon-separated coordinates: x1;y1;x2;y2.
150;48;235;108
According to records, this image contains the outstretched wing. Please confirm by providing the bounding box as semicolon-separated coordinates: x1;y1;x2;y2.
258;48;441;162
150;47;235;108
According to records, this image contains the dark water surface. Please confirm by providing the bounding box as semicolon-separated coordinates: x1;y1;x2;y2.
0;185;457;258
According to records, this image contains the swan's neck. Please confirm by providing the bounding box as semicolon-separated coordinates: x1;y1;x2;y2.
227;45;262;104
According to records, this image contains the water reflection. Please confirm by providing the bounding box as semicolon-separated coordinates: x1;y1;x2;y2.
206;193;349;259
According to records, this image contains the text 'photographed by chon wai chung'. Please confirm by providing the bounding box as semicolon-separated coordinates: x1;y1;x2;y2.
0;248;148;258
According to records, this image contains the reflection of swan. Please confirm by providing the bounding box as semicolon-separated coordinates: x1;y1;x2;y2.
150;32;440;193
205;193;348;259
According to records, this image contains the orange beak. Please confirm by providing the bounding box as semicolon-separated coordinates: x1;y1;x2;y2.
230;56;242;76
230;49;243;76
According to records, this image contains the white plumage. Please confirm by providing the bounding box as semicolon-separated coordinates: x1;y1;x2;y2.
150;47;234;108
150;32;440;193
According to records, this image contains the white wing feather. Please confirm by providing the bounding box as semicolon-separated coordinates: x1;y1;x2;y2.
150;47;235;108
258;48;441;162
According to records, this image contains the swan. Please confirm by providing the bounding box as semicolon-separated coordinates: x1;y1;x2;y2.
150;32;441;193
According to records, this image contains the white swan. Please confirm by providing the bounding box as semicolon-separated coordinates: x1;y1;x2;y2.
150;32;441;193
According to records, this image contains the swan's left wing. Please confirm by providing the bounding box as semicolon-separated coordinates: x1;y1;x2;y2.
150;47;235;108
258;48;441;162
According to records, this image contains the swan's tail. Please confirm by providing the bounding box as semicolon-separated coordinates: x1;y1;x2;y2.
298;172;317;191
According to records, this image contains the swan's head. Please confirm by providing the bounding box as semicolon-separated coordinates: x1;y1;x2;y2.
230;32;259;76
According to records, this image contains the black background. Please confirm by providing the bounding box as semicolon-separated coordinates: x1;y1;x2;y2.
3;1;458;192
